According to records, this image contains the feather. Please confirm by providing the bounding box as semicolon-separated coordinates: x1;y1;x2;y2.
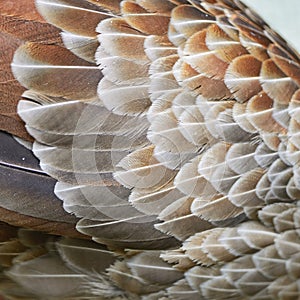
228;168;265;210
175;155;216;198
224;54;262;103
56;238;115;275
2;0;300;298
191;194;244;222
61;32;99;62
36;0;113;37
77;215;179;250
268;44;300;86
148;110;198;154
144;35;177;62
260;59;298;105
232;102;257;133
98;51;149;83
178;105;211;146
156;196;213;240
55;181;132;220
225;142;258;174
0;8;61;140
0;132;82;238
166;278;200;300
156;213;213;241
201;276;240;300
115;145;176;190
98;78;151;116
174;59;231;100
127;251;183;285
12;42;101;100
34;142;128;171
7;254;88;298
121;1;171;36
275;230;300;259
268;276;299;299
160;248;194;271
246;92;285;133
185;265;221;291
97;18;148;61
205;23;248;63
129;183;184;216
183;29;229;80
170;5;215;39
108;260;162;295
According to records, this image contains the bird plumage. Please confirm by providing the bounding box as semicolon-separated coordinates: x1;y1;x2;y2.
0;0;300;299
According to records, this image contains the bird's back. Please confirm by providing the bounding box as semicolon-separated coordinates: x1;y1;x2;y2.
0;0;300;299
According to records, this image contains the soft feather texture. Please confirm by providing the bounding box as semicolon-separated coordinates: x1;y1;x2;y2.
0;1;62;140
1;0;300;299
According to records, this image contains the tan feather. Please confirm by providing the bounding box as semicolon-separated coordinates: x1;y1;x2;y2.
12;42;101;100
224;54;262;102
36;0;112;37
2;0;300;299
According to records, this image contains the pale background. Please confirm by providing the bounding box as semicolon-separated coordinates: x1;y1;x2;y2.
242;0;300;53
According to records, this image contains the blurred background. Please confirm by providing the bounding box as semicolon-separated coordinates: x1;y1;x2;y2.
242;0;300;52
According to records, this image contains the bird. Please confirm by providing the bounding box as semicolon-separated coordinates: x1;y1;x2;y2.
0;0;300;299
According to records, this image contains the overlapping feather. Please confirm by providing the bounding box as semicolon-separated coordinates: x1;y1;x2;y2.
0;0;300;299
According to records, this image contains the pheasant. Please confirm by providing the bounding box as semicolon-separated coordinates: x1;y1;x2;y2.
0;0;300;299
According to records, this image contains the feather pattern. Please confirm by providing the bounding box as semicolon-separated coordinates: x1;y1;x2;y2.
0;0;300;299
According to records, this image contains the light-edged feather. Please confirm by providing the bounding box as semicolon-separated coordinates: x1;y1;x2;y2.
174;155;216;198
77;215;179;250
258;203;296;228
191;194;244;222
274;230;300;259
224;54;262;103
157;196;213;240
148;109;199;154
115;145;176;190
108;260;164;295
166;278;200;300
61;32;98;62
56;238;115;275
121;1;171;36
232;102;257;133
98;78;151;116
227;168;265;210
36;0;113;37
127;251;183;285
174;59;231;100
0;8;62;140
268;44;300;86
18;100;149;138
170;5;215;39
205;23;248;63
252;245;286;279
185;265;221;291
97;17;148;61
55;181;134;221
129;183;185;216
12;42;101;100
144;35;177;62
246;92;285;133
178;105;211;146
225;142;258;174
183;28;229;80
201;275;241;300
97;50;149;84
260;59;298;106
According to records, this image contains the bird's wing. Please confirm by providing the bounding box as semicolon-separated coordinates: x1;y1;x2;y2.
1;0;300;299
